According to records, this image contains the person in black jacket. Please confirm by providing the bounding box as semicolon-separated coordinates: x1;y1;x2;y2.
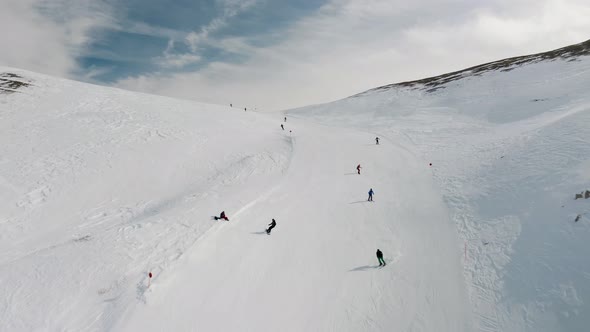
376;249;386;266
266;219;277;234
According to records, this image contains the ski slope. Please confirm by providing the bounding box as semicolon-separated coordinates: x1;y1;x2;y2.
117;122;469;332
289;50;590;331
0;67;470;331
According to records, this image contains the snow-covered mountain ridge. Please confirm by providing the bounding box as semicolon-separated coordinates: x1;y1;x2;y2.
356;38;590;95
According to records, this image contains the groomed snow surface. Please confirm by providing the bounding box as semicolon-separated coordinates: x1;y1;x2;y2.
1;53;589;332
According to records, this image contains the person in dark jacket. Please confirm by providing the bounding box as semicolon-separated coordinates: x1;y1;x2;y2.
281;124;284;130
368;188;374;201
375;137;380;145
266;219;277;234
376;249;386;266
357;164;362;175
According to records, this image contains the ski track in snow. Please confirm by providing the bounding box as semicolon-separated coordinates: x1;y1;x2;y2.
117;121;470;332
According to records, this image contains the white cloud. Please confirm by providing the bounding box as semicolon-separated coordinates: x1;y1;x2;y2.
115;0;590;111
0;0;114;77
185;0;258;52
154;40;202;68
119;21;188;40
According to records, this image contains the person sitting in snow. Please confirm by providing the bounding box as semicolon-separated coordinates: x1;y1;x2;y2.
215;211;229;221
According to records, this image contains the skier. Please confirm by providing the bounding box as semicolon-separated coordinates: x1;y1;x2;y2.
368;188;374;201
244;107;247;111
266;218;277;234
230;103;232;107
284;116;287;122
215;211;229;221
376;249;386;266
357;164;362;175
375;137;380;145
281;124;284;130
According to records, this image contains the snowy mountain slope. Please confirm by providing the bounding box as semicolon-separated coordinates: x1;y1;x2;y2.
117;121;470;332
0;68;293;331
1;67;471;331
289;43;590;332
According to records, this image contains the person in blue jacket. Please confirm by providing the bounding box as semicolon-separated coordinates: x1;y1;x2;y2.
368;188;374;201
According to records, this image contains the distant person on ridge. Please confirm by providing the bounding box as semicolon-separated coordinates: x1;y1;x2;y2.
368;188;374;201
357;164;362;175
266;219;277;235
376;249;386;266
375;137;380;145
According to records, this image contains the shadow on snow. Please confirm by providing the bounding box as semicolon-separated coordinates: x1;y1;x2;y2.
348;265;381;272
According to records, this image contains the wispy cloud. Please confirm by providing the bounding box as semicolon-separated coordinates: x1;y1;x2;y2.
119;21;188;40
185;0;259;52
153;40;201;68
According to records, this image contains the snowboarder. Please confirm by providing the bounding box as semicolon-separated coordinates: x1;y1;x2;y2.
376;249;386;266
215;211;229;221
368;188;374;201
357;164;362;175
281;124;284;130
375;137;380;145
266;218;277;234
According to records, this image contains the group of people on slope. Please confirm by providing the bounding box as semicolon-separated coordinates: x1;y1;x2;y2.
215;211;277;235
214;132;386;266
359;137;384;265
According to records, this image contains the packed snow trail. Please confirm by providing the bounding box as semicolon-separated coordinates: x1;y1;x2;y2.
117;120;471;331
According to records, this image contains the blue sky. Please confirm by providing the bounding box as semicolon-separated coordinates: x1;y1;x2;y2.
76;0;327;82
2;0;590;110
